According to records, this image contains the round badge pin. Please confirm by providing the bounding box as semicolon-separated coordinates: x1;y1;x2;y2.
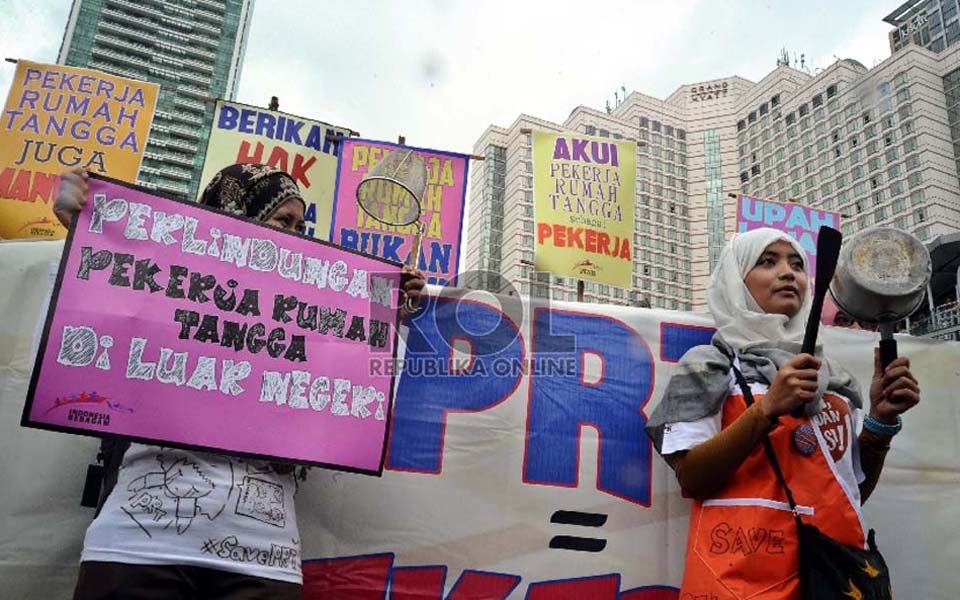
791;423;818;457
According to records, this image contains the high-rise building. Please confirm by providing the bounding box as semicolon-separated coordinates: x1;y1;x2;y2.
885;0;960;53
57;0;255;200
466;43;960;311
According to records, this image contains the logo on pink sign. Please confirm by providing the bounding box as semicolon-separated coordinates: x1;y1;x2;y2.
736;194;841;279
23;177;402;475
329;138;469;286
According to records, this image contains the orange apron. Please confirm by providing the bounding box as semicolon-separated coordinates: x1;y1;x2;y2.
678;392;865;600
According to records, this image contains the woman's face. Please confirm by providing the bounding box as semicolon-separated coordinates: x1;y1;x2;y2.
743;240;808;318
265;197;306;234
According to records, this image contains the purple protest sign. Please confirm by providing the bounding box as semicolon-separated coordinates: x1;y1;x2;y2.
22;177;402;474
736;194;841;280
329;138;469;286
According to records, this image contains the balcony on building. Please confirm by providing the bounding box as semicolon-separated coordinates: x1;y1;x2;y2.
196;0;227;13
105;0;165;21
193;20;222;37
144;151;194;169
182;58;214;74
94;33;153;58
193;8;223;25
181;71;212;87
180;43;217;61
154;181;191;196
175;83;211;101
174;96;208;114
88;60;143;81
168;124;203;141
102;7;153;30
189;33;220;50
166;138;199;153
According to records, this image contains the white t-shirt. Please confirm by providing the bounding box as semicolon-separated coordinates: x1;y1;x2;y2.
661;376;865;497
80;444;303;584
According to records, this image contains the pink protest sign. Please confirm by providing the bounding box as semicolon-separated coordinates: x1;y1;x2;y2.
22;177;402;474
736;194;841;279
329;139;469;286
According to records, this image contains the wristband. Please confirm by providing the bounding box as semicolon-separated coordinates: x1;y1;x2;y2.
863;414;902;437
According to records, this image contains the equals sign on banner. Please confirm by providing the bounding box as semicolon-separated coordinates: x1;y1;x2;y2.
548;510;608;552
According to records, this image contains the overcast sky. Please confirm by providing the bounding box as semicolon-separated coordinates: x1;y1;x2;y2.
1;0;895;154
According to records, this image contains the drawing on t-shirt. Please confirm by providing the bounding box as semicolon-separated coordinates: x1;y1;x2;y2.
235;475;286;527
122;452;235;536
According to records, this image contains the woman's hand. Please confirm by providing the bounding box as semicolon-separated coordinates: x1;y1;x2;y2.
869;349;920;424
53;168;89;228
399;266;426;320
759;353;821;419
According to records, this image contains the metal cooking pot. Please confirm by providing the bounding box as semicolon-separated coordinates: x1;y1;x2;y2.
829;227;931;369
829;227;930;322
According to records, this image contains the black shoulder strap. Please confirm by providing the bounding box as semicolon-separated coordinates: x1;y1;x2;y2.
96;438;130;515
730;363;803;524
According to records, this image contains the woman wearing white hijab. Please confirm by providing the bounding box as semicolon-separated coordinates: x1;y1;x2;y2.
646;228;920;599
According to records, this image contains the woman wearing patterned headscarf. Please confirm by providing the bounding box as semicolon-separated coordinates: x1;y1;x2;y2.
645;228;920;599
54;165;424;599
199;163;307;232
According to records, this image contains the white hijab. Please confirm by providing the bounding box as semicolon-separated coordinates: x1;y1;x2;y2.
707;228;813;352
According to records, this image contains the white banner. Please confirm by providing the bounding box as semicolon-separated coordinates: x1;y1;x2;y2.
1;240;959;599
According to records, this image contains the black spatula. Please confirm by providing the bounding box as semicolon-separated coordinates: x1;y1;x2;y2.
793;226;843;416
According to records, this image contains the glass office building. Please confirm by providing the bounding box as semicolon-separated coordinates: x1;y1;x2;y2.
58;0;255;200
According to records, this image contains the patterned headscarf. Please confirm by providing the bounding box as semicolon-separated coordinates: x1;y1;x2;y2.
200;163;304;223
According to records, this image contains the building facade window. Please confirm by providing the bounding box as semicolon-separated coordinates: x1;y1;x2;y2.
944;68;960;180
475;144;507;291
703;129;725;268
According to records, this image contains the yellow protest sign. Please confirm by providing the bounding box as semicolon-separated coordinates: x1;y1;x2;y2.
197;101;354;240
533;131;636;288
0;60;159;239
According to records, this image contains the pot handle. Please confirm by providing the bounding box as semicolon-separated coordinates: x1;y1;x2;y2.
879;336;898;372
